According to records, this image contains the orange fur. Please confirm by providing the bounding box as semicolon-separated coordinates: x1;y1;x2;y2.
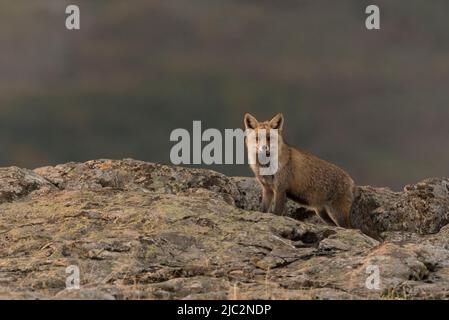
244;113;355;228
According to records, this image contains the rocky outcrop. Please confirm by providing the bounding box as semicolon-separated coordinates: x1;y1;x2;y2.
0;159;448;299
352;179;449;238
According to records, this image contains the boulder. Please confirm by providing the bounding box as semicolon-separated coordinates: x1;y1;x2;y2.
0;159;447;299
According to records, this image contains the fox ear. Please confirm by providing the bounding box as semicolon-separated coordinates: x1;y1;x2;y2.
244;113;259;130
269;113;284;130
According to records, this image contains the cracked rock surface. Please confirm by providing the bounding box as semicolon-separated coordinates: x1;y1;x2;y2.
0;159;448;299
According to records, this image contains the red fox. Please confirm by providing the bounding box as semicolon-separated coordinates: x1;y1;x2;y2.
244;113;355;228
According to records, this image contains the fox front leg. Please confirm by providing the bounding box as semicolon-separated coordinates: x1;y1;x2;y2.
272;190;287;215
261;187;274;213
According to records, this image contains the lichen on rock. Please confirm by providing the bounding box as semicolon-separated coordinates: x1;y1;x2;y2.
0;159;448;299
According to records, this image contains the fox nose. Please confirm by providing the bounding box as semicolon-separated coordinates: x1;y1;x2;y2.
259;145;270;155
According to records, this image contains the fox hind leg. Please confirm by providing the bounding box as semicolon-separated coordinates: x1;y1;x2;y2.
316;208;337;226
325;199;352;228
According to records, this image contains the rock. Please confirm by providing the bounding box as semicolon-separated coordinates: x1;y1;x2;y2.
35;159;239;205
351;178;449;238
0;167;55;204
0;159;448;299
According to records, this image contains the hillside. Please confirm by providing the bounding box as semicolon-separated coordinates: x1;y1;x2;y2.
1;1;449;189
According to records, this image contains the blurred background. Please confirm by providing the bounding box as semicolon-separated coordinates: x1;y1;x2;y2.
0;0;448;190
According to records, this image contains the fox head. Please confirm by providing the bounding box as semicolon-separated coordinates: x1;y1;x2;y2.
244;113;284;170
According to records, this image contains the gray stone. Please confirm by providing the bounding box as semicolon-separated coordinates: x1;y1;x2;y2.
0;159;447;299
